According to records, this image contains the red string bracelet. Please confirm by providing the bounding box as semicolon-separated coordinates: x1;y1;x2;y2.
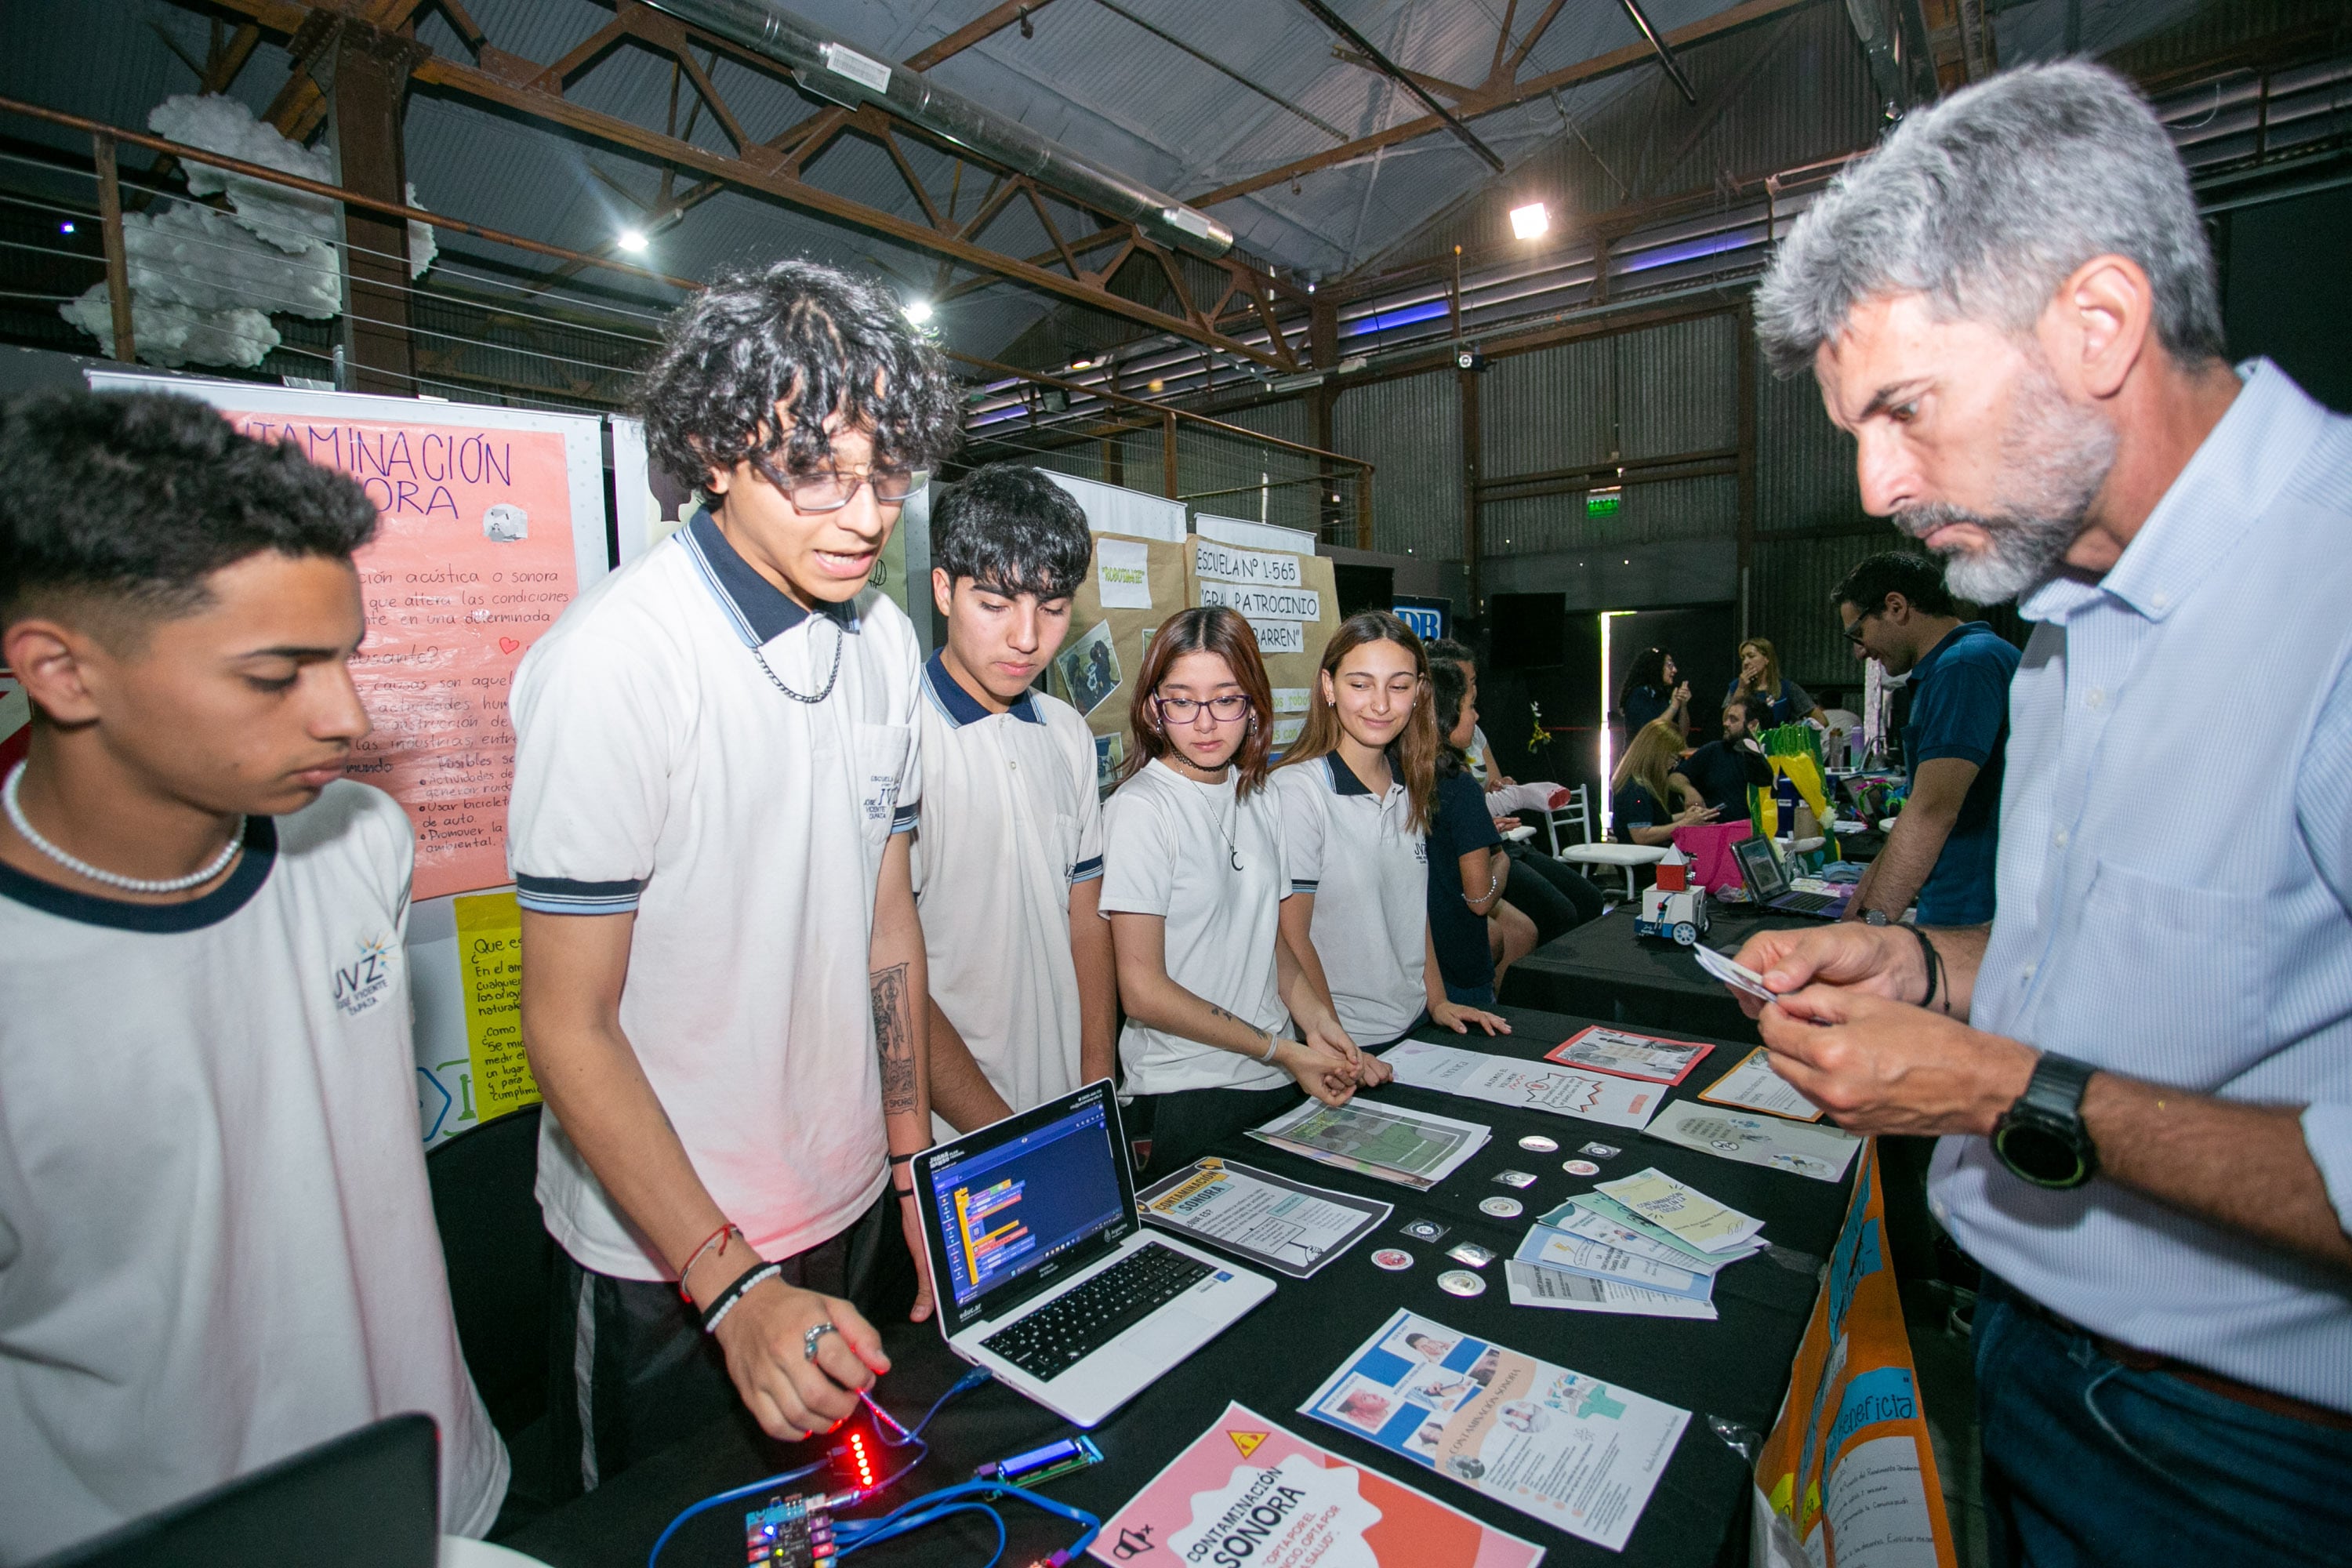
676;1221;742;1304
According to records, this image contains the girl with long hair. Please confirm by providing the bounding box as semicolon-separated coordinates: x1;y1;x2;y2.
1425;658;1534;1007
1727;637;1826;726
1618;647;1690;736
1274;614;1507;1055
1099;608;1359;1174
1611;717;1718;846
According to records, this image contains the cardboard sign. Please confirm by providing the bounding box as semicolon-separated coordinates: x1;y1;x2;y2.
1751;1142;1958;1567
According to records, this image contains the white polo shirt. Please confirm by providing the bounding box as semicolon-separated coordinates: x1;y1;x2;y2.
1273;753;1429;1045
912;653;1103;1133
1099;758;1290;1095
0;782;506;1563
507;513;920;1279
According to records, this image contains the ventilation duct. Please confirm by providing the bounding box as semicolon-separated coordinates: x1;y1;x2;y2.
645;0;1235;260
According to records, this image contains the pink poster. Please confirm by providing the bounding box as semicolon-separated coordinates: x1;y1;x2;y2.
226;412;579;900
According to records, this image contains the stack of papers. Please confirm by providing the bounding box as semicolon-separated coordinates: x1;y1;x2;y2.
1379;1037;1664;1131
1504;1170;1768;1319
1249;1098;1490;1191
1135;1158;1392;1278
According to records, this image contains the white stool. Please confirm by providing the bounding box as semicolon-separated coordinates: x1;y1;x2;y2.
1559;841;1668;899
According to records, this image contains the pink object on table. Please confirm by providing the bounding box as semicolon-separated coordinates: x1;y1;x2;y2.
1672;821;1754;892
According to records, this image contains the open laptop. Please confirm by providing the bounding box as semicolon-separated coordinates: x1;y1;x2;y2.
33;1414;437;1568
912;1080;1273;1428
1733;834;1851;919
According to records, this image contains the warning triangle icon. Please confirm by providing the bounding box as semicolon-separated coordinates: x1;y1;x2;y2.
1229;1429;1269;1460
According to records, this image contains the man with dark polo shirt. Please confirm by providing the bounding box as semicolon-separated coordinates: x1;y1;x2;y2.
1835;552;2018;924
1672;691;1775;821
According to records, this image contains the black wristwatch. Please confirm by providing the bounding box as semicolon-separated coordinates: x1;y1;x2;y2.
1991;1051;2100;1189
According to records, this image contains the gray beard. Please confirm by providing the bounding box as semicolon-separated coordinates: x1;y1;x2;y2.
1893;372;2118;604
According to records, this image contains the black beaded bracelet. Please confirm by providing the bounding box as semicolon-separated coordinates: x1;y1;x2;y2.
699;1261;782;1334
1907;925;1944;1014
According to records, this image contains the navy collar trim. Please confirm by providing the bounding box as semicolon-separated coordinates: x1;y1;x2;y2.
0;815;278;932
924;650;1043;728
680;510;859;648
1325;753;1375;797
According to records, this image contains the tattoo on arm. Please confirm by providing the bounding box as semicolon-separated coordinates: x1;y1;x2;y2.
870;962;916;1115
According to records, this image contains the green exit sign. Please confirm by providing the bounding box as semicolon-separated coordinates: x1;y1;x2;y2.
1586;486;1622;517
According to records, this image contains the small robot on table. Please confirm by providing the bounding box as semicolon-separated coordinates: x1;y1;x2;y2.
1634;846;1708;947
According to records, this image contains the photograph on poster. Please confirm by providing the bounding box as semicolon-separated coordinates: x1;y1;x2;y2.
1056;620;1123;716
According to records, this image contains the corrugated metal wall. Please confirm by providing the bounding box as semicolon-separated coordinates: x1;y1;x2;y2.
1755;358;1861;533
1332;368;1463;561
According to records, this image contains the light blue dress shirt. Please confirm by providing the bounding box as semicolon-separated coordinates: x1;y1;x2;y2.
1929;360;2352;1411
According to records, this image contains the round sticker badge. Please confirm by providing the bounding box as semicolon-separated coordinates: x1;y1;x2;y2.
1479;1196;1524;1219
1517;1134;1559;1154
1563;1159;1602;1177
1371;1248;1414;1272
1438;1269;1487;1298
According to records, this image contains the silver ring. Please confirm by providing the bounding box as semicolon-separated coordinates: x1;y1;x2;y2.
803;1321;839;1362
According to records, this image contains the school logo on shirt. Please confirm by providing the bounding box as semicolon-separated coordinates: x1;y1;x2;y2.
333;932;397;1018
1414;840;1428;864
863;771;900;826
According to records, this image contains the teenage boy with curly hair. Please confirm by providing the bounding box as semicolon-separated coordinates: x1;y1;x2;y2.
508;259;962;1495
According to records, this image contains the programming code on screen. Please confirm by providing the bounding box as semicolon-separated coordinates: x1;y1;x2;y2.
931;1104;1124;1308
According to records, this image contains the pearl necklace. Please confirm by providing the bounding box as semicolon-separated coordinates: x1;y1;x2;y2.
3;762;242;895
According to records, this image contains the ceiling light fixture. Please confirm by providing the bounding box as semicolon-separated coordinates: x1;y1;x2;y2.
903;299;934;324
1509;201;1549;241
616;228;649;253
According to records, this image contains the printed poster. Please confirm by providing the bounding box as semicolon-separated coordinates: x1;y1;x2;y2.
1091;1402;1544;1568
220;409;582;899
1751;1142;1957;1568
1302;1310;1689;1552
1382;1038;1662;1131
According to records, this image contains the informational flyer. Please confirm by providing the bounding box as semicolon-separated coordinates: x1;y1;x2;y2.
1648;1102;1860;1183
1559;1195;1764;1272
1250;1098;1490;1191
1544;1200;1754;1276
1700;1045;1828;1122
1136;1157;1392;1279
1595;1169;1766;1254
1544;1026;1715;1086
1511;1225;1718;1307
1301;1310;1690;1552
1502;1261;1717;1319
1090;1402;1544;1568
1381;1039;1662;1131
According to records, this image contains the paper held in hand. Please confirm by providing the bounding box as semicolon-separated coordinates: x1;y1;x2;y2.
1247;1098;1490;1191
1594;1167;1766;1254
1301;1308;1690;1552
1700;1044;1829;1122
1692;943;1776;1002
1134;1157;1392;1278
1381;1038;1662;1131
1088;1401;1544;1568
1648;1101;1859;1181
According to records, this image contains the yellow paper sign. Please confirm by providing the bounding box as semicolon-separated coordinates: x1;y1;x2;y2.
456;891;541;1124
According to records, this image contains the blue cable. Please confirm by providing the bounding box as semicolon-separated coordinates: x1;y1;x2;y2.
832;1479;1101;1566
644;1455;829;1568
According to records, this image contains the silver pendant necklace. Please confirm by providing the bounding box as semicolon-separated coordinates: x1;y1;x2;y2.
4;761;242;895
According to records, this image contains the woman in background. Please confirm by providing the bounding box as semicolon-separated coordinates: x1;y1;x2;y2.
1099;608;1359;1174
1425;658;1526;1007
1727;637;1826;726
1275;612;1506;1051
1617;647;1690;737
1611;717;1719;847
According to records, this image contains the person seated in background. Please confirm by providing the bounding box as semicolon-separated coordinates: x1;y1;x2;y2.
1728;637;1827;726
911;464;1116;1135
1426;658;1519;1005
1833;551;2019;924
0;392;506;1561
1274;612;1504;1047
1101;608;1359;1175
1672;691;1777;822
1617;645;1690;737
1425;643;1604;952
1611;717;1719;846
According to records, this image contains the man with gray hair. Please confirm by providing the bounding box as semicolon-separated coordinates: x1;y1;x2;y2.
1734;60;2352;1565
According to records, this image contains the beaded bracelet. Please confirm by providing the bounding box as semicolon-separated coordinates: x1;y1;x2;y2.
699;1261;783;1334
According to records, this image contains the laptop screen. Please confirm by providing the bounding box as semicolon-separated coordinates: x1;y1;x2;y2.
918;1081;1135;1335
1733;835;1789;902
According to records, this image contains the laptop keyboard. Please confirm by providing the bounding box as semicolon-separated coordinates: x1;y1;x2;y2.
1774;891;1843;915
980;1241;1212;1380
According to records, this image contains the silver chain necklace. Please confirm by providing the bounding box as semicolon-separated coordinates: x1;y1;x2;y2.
4;761;242;895
751;616;845;704
1171;756;1244;871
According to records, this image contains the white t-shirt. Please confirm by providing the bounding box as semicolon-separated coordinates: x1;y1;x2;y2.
1099;758;1290;1095
1273;753;1428;1045
1465;724;1494;783
913;655;1103;1135
0;782;506;1563
507;514;921;1278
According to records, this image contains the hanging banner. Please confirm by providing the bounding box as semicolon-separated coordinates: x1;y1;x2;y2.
1751;1142;1958;1568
